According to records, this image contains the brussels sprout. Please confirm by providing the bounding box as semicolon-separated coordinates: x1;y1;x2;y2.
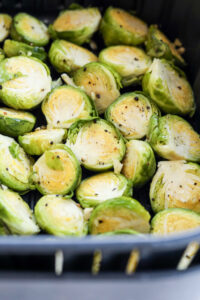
122;140;156;188
76;172;133;208
0;185;39;235
42;85;97;129
0;56;51;110
32;144;81;195
105;91;160;140
0;135;33;192
0;14;12;42
49;6;101;45
0;222;9;235
146;25;185;66
3;39;47;61
34;195;86;236
99;46;151;86
73;62;122;114
100;229;140;236
151;208;200;235
11;13;49;46
66;118;125;171
19;128;67;156
147;114;200;162
49;39;97;74
142;59;195;116
100;7;148;46
0;48;5;62
89;197;150;234
150;161;200;213
0;107;36;137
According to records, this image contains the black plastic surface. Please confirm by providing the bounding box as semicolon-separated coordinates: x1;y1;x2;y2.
0;0;200;275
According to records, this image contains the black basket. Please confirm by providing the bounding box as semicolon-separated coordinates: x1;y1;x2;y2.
1;0;200;287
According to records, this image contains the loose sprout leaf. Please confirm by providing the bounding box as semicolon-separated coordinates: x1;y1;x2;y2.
9;142;21;160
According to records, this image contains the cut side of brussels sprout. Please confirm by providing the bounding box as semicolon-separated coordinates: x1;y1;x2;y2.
147;114;200;162
89;197;150;234
32;144;81;195
42;85;97;129
0;56;51;110
66;118;125;171
0;48;5;62
100;7;148;46
49;39;97;74
151;208;200;235
99;46;151;86
122;140;156;188
0;14;12;42
146;25;185;66
76;172;133;208
0;135;33;192
150;161;200;213
11;13;49;46
35;195;86;236
142;59;195;116
73;62;122;114
49;7;101;45
4;39;47;61
0;185;39;235
18;128;67;156
0;107;36;137
105;91;160;140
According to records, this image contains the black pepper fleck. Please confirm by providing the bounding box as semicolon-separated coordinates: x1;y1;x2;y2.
50;141;53;145
96;93;101;98
45;203;48;207
134;97;139;101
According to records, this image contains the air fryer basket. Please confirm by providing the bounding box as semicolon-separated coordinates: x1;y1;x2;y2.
0;0;200;278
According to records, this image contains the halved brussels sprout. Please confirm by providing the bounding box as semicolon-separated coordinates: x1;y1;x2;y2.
146;25;185;66
151;208;200;235
0;14;12;42
0;107;36;137
73;62;122;114
4;39;47;61
34;195;86;236
99;229;140;236
100;7;148;46
42;85;97;129
76;172;133;208
0;185;39;235
18;128;67;156
49;6;101;45
99;46;151;86
0;48;5;62
105;91;160;140
150;161;200;213
49;39;97;74
122;140;156;188
0;56;51;110
11;13;49;46
0;135;33;192
32;144;81;195
147;114;200;162
142;59;195;116
89;196;150;234
0;222;9;235
66;118;125;171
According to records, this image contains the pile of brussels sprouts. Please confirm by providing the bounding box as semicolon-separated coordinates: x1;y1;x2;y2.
0;5;199;237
